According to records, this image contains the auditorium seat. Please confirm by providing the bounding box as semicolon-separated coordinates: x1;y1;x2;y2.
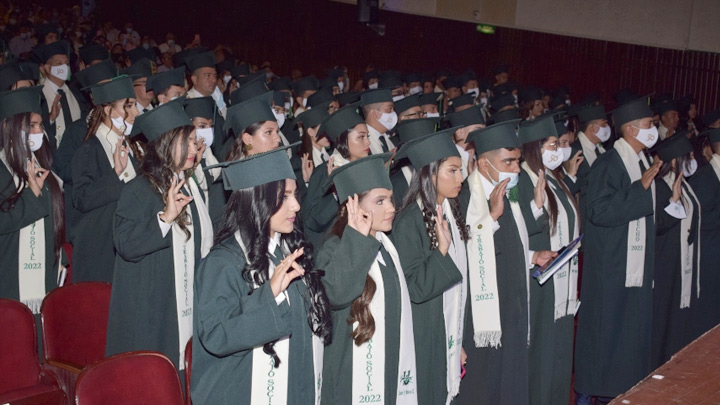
0;299;67;405
75;351;184;405
184;338;192;405
40;282;112;400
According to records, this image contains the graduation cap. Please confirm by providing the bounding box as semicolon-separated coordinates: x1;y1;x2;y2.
441;76;460;90
326;153;393;203
307;87;335;108
129;100;191;141
435;69;452;79
34;23;58;42
405;72;424;85
297;101;331;128
518;86;543;104
337;91;361;106
447;105;485;127
655;100;678;115
185;51;216;73
18;62;40;82
361;88;393;106
320;76;339;90
611;96;653;127
651;130;692;162
491;108;520;124
576;104;607;123
292;76;319;95
127;47;154;64
76;59;117;89
702;109;720;126
317;103;364;141
172;48;204;71
449;93;475;110
492;64;509;75
394;94;421;115
554;119;569;137
0;64;27;91
379;72;403;90
490;93;516;112
703;127;720;144
89;75;135;105
269;77;292;92
233;63;251;77
518;114;559;145
123;58;154;79
230;78;269;105
0;86;44;121
33;40;71;64
79;43;110;65
468;119;522;156
394;118;438;144
395;128;461;169
183;96;216;120
236;70;265;87
215;58;235;75
363;70;379;82
147;67;185;93
460;70;477;86
492;82;514;96
327;67;345;81
419;92;443;106
224;92;275;134
613;88;637;107
205;145;296;191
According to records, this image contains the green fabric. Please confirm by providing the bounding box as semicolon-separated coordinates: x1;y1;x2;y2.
206;145;296;191
0;86;43;120
611;97;653;127
447;105;485;127
230;78;268;105
183;96;215;120
123;58;154;79
574;149;655;397
130;101;192;142
361;88;392;105
79;43;109;64
394;128;460;169
395;118;437;144
76;59;117;88
301;163;339;250
327;154;393;203
146;67;185;94
223;91;275;135
518;114;558;145
185;51;216;73
653;134;692;162
297;101;331;128
317;103;363;141
89;76;135;105
576;105;606;123
492;108;520;123
467;119;521;156
394;94;420;114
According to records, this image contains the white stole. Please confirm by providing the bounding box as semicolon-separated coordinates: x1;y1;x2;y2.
171;194;195;370
185;179;213;258
351;232;417;405
578;132;604;167
96;123;137;182
614;138;655;287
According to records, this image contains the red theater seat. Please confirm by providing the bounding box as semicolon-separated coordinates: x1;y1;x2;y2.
75;351;184;405
184;338;193;405
0;299;66;405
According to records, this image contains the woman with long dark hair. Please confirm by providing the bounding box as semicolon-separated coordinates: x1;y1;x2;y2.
71;76;141;282
224;92;281;161
0;86;65;315
317;154;420;404
191;146;332;404
391;129;468;404
297;101;332;168
301;104;371;249
106;101;214;381
517;115;578;405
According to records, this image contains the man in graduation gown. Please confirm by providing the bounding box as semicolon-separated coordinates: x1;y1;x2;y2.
574;98;663;401
361;88;398;154
184;51;228;157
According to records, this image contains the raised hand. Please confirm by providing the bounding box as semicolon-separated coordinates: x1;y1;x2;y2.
326;156;336;176
113;137;129;175
346;193;373;236
270;248;306;297
533;170;546;209
195;138;206;168
435;205;451;255
489;178;509;221
161;176;193;223
301;153;314;182
566;150;584;177
532;250;558;268
26;160;49;197
641;158;663;190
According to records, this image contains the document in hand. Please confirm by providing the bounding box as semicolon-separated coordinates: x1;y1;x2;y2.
532;234;583;285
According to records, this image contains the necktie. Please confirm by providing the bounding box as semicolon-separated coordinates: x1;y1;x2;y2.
380;135;390;152
57;89;73;128
143;108;149;113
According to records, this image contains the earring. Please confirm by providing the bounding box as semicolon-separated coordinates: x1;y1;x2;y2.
245;143;253;151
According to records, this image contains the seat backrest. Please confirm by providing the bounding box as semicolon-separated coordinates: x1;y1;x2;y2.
0;299;42;394
75;351;184;405
184;338;192;405
41;282;112;367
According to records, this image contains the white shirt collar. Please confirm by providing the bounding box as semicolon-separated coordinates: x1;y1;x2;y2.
268;232;282;257
480;172;496;199
46;79;62;93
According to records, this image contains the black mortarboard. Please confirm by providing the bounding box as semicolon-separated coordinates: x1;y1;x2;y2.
460;70;477;86
361;88;393;106
702;109;720;126
318;103;364;141
0;86;44;120
447;105;485;127
379;73;403;90
172;48;204;71
327;68;345;81
130;100;191;141
215;58;235;75
297;101;331;128
327;154;393;203
230;78;269;105
655;100;678;115
395;118;438;143
337;91;361;106
0;64;27;91
611;96;653;127
185;51;216;73
394;94;421;114
224;92;275;134
34;23;58;41
123;58;154;79
704;127;720;144
395;128;461;169
492;82;513;96
576;104;607;123
613;88;637;107
468;119;522;156
442;76;460;90
126;47;154;64
491;108;520;123
77;59;117;89
147;67;185;94
233;63;251;77
292;76;319;95
272;91;288;108
653;131;692;162
419;92;443;106
518;114;558;144
89;76;135;105
206;145;296;191
518;86;543;104
450;93;475;110
363;70;379;82
183;96;215;120
554;119;569;137
320;76;339;90
490;93;516;111
269;77;292;92
492;64;509;75
405;72;423;84
79;43;110;64
307;87;335;108
33;40;71;64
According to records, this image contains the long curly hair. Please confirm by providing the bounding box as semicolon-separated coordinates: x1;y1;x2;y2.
400;158;470;249
84;99;143;159
0;112;64;264
213;179;333;366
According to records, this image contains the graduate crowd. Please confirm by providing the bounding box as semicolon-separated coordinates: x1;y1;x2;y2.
2;3;720;405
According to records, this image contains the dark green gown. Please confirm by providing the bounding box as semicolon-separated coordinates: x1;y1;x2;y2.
316;227;402;405
651;178;700;368
687;163;720;335
390;203;464;405
106;175;201;375
71;136;137;282
52;118;87;243
191;237;317;404
456;195;530;405
302;163;338;250
574;149;655;397
519;173;577;405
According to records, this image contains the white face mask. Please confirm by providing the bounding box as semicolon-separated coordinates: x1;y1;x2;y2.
425;112;440;118
378;111;398;131
196;127;214;149
480;97;488;106
273;111;286;128
633;125;659;149
560;146;572;162
50;64;70;81
565;99;571;106
368;82;378;90
222;75;232;85
21;130;44;152
337;81;345;92
487;160;519;189
392;94;405;102
542;148;564;170
408;86;422;95
683;158;698;177
467;88;480;98
513;94;518;104
301;98;308;107
595;124;611;142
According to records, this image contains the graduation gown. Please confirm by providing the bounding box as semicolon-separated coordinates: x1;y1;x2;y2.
106;175;201;374
651;178;700;368
390;204;464;405
456;195;530;405
574;149;655;397
687;164;720;335
191;237;317;404
301;163;338;250
53;119;88;243
316;228;402;405
71;136;137;282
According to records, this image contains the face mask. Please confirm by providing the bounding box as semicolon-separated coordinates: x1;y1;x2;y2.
487;160;519;189
560;146;572;162
513;94;518;104
595;125;611;142
565;99;571;106
409;86;422;95
266;72;273;80
273;111;286;128
337;81;345;92
50;64;70;81
142;43;150;50
633;125;659;148
467;88;479;98
167;40;175;46
426;112;440;118
222;74;232;85
110;115;133;135
21;130;44;152
284;101;291;111
542;148;564;170
301;98;308;107
683;159;698;177
392;94;404;102
480;97;488;106
378;111;398;131
368;82;378;90
196;127;214;148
